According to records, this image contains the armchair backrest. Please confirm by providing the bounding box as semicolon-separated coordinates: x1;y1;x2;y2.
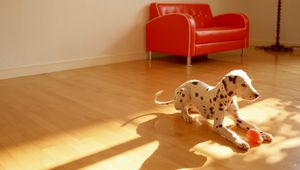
150;3;214;28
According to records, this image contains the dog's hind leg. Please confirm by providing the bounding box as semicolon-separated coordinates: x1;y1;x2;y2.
175;87;193;123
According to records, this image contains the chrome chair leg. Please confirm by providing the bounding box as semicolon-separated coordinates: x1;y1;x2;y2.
149;51;152;61
187;56;192;67
241;48;245;56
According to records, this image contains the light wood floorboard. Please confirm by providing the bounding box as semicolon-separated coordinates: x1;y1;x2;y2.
0;48;300;170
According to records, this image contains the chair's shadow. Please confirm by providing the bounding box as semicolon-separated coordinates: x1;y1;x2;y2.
134;112;245;170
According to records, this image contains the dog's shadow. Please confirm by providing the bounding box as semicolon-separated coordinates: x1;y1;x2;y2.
132;112;245;170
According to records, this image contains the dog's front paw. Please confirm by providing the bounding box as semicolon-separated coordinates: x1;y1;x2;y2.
261;132;273;142
182;114;193;123
236;140;250;151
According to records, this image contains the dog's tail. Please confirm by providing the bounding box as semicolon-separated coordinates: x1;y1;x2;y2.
154;90;175;105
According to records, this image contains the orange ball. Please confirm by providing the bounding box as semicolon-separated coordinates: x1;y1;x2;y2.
246;128;263;143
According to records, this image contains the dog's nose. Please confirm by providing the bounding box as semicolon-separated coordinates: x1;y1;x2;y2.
254;93;259;98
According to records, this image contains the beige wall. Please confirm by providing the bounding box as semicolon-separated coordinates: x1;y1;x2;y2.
0;0;245;79
246;0;300;46
2;0;299;79
0;0;149;69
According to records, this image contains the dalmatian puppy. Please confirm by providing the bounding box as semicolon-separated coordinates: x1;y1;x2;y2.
154;69;273;150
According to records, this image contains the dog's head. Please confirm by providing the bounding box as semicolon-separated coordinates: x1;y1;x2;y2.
223;70;259;100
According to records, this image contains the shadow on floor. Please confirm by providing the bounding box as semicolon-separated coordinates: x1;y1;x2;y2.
49;112;246;170
135;113;246;170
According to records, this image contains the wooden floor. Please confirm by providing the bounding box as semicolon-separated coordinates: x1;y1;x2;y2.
0;48;300;170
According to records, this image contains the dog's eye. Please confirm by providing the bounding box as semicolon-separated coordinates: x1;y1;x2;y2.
241;83;246;87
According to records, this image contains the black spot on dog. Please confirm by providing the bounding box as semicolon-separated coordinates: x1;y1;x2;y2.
222;80;228;91
229;76;237;83
233;76;237;84
219;103;223;107
228;91;234;96
192;81;198;85
237;119;242;124
216;124;223;128
247;127;250;130
219;108;223;111
237;123;240;126
210;99;212;103
200;96;203;100
195;93;198;97
209;107;215;115
182;94;185;97
180;99;183;102
216;118;219;120
220;94;224;98
206;88;209;91
213;97;217;102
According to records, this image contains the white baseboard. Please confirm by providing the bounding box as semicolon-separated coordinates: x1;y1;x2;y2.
250;39;300;46
0;52;147;80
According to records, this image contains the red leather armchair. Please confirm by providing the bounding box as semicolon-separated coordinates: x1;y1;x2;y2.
146;3;249;66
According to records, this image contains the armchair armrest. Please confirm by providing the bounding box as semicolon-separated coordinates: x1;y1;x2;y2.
146;14;196;57
213;13;249;28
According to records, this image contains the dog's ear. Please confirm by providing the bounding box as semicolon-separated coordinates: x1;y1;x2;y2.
233;76;237;84
228;76;238;84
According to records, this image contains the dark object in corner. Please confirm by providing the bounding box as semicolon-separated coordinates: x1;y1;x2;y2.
256;0;293;52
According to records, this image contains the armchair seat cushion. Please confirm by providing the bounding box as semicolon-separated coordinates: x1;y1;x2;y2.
195;27;247;44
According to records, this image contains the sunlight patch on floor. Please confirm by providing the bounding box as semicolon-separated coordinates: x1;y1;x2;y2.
266;137;300;164
0;119;145;170
290;114;300;123
191;97;300;168
240;98;300;165
239;98;283;124
278;124;299;136
191;141;234;159
243;136;300;165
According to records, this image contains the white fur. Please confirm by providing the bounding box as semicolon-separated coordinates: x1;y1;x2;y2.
154;69;273;151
